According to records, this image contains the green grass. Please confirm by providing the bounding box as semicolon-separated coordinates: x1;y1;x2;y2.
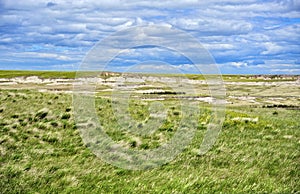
0;88;299;193
222;74;299;82
0;70;298;82
0;70;123;79
0;70;77;79
142;73;299;82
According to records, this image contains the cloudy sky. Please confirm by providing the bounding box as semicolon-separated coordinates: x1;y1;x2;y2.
0;0;300;74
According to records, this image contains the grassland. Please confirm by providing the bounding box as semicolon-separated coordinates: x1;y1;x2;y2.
0;70;77;79
0;71;299;193
1;70;299;82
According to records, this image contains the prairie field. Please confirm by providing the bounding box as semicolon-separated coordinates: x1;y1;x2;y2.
0;71;299;193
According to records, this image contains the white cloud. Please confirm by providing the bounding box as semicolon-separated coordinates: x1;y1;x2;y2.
229;62;248;68
271;69;300;73
202;43;235;50
170;17;253;35
261;42;285;55
0;0;299;73
17;52;72;61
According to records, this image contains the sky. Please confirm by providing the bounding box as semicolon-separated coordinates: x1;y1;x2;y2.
0;0;300;74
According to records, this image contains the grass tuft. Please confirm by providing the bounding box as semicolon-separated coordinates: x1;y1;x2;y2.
35;108;49;120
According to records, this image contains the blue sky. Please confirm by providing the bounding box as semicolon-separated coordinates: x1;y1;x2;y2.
0;0;299;74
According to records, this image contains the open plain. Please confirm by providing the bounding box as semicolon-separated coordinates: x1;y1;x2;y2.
0;71;299;193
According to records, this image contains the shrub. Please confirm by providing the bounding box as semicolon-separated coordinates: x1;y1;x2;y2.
11;114;19;119
140;143;149;150
137;123;143;129
35;108;49;119
61;113;71;120
173;111;180;116
129;140;137;148
42;135;58;144
50;121;59;127
12;123;19;129
20;121;27;127
38;123;47;130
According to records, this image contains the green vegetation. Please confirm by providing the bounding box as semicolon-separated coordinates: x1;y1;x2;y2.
0;70;122;79
0;70;77;79
142;73;299;82
0;70;298;82
0;71;299;193
222;74;299;82
0;88;299;193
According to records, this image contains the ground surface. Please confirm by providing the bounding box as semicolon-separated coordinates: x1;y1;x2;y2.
0;71;299;193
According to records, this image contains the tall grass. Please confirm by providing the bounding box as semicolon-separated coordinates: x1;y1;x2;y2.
0;88;299;193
